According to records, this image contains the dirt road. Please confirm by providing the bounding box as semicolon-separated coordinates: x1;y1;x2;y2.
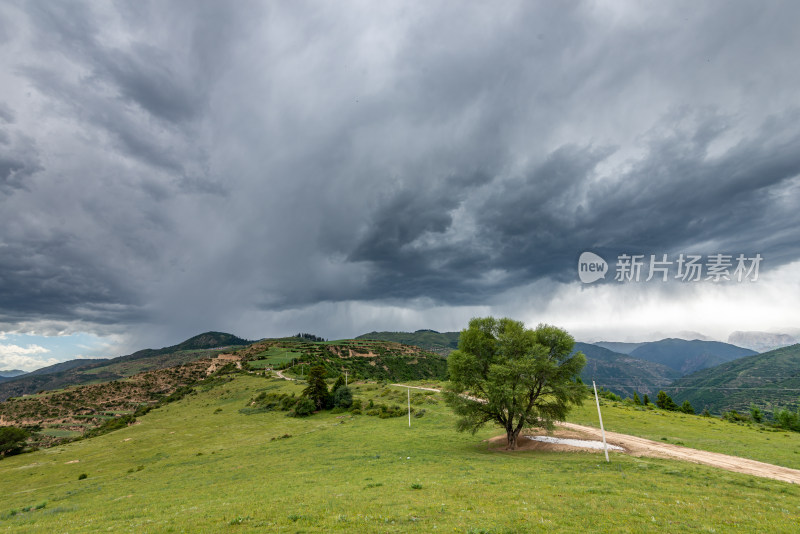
557;421;800;484
390;384;800;484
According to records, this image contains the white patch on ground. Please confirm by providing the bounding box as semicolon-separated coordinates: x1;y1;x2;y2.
525;435;624;451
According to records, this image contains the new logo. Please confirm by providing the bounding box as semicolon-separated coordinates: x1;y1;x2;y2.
578;252;608;284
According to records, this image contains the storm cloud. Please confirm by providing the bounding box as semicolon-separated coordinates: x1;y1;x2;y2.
1;0;799;347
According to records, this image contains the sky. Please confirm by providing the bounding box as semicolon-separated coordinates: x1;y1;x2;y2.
1;1;799;371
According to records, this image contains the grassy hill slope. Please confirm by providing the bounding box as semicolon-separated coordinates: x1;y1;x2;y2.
629;338;756;375
0;332;249;401
355;330;460;356
575;342;679;395
667;344;800;415
1;374;798;532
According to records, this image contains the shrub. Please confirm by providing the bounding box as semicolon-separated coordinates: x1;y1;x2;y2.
601;390;621;402
774;408;800;432
680;400;695;415
750;405;764;423
333;386;353;409
84;414;136;438
78;473;87;480
722;410;749;423
0;426;30;457
290;397;316;417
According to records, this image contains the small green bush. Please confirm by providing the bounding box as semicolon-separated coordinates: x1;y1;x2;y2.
333;386;353;409
78;473;87;480
290;397;316;417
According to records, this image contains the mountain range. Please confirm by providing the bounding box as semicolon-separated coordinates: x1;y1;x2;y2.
668;344;800;414
0;332;250;401
3;327;797;416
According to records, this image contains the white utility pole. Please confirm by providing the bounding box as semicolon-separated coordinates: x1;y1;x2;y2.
345;370;348;387
592;381;610;462
407;387;411;427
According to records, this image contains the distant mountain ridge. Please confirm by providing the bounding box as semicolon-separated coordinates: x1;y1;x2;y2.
0;331;250;401
628;338;756;375
669;344;800;415
0;369;28;385
27;359;108;376
574;342;679;396
592;342;645;354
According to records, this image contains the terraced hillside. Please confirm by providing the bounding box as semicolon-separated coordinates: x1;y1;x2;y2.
234;338;449;382
0;358;221;448
355;330;460;356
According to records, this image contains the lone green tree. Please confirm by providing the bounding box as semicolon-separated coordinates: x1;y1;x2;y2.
443;317;586;450
302;365;331;410
0;426;30;457
656;390;678;411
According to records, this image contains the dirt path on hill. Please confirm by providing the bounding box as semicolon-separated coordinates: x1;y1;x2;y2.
389;384;800;484
274;369;295;381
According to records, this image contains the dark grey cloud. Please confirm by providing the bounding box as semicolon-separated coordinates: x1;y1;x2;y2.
0;129;41;193
0;0;799;345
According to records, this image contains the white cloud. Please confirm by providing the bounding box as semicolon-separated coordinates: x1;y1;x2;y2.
0;343;59;371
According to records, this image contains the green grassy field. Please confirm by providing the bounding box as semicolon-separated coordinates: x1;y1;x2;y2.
247;347;303;369
1;375;798;532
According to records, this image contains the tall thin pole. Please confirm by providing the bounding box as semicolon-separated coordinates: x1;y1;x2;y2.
593;381;610;463
345;370;348;387
407;387;411;427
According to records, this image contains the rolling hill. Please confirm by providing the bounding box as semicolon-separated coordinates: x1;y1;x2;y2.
355;329;460;356
0;336;448;447
574;342;679;396
628;338;756;375
0;332;250;401
668;343;800;415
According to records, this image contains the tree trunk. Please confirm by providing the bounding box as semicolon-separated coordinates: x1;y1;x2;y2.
507;429;519;450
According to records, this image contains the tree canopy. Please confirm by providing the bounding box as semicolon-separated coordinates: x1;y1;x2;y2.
443;317;586;449
0;426;30;457
302;365;331;410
